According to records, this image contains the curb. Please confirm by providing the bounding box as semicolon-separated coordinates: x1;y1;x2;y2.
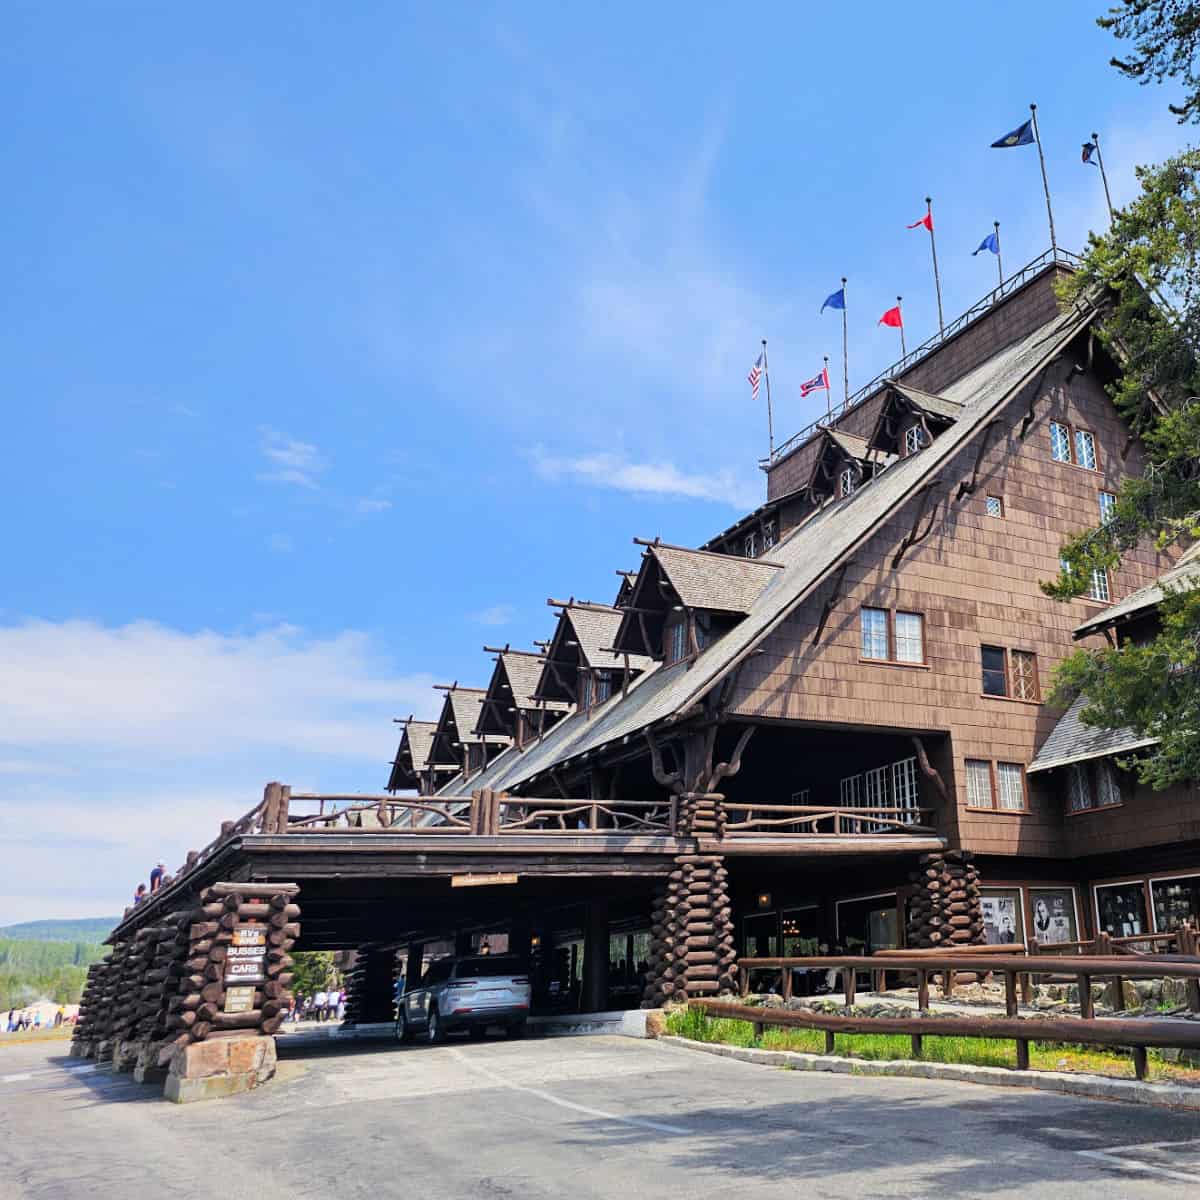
656;1035;1200;1111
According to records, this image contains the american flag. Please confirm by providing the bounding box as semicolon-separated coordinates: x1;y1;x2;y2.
747;353;764;401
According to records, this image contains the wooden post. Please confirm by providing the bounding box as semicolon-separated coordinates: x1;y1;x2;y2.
917;969;929;1012
1078;973;1094;1020
1132;1045;1148;1081
1020;970;1033;1006
404;943;423;995
843;966;856;1007
580;899;609;1013
824;1030;835;1054
753;1021;764;1042
1004;970;1018;1017
739;965;749;996
1015;1038;1030;1071
911;1033;923;1059
782;969;793;1002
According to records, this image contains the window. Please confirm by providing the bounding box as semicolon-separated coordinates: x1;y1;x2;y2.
891;756;920;819
840;755;921;829
1096;882;1148;937
861;607;924;664
790;788;810;804
981;645;1008;696
1088;568;1111;602
839;466;857;498
1068;760;1123;812
985;495;1004;518
839;774;862;806
1099;491;1116;523
1151;875;1200;933
1010;649;1039;701
1074;429;1097;470
665;618;688;665
965;759;994;808
594;671;613;704
762;519;777;551
966;759;1027;810
1050;421;1072;463
744;531;758;559
996;762;1026;811
904;424;926;456
579;672;594;709
860;607;889;660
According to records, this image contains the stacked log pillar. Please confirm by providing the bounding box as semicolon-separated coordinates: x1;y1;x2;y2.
92;938;131;1062
70;956;113;1057
161;882;300;1102
110;926;159;1070
642;792;736;1007
342;945;397;1025
906;850;984;949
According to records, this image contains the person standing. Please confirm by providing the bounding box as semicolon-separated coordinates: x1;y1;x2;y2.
149;861;166;893
313;989;327;1022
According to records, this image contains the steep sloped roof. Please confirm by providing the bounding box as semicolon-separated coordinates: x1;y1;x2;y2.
886;380;965;422
385;719;441;790
650;543;782;615
825;428;872;460
500;650;570;713
1075;541;1200;637
471;299;1096;794
1027;694;1158;773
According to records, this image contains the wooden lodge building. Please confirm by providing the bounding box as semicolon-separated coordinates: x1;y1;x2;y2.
90;250;1200;1048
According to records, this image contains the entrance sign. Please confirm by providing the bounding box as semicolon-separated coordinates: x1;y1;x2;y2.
451;873;519;888
224;923;268;983
224;986;255;1014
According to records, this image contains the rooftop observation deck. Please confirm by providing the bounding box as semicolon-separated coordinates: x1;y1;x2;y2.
111;784;945;940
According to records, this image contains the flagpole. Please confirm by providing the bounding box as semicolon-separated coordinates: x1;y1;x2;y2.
994;221;1003;288
823;355;831;421
840;276;848;406
1029;103;1057;256
762;338;774;459
1093;130;1115;225
926;197;944;335
896;296;906;358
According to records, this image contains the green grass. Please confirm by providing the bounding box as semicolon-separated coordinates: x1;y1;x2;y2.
663;1007;1200;1084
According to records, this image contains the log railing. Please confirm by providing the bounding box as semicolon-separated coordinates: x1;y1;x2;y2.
723;802;936;837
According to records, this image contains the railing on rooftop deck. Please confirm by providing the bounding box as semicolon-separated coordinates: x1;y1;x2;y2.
723;802;936;837
763;246;1082;469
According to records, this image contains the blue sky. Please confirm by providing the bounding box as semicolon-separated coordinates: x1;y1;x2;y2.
0;3;1193;922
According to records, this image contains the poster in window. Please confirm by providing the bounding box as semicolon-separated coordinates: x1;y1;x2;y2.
981;892;1021;945
1029;889;1076;945
1096;883;1147;938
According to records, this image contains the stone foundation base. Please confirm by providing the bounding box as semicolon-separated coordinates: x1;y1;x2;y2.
69;1040;92;1058
133;1042;169;1084
164;1035;277;1104
113;1039;143;1072
94;1039;113;1064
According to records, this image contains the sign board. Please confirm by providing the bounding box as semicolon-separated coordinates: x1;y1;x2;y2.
224;923;268;983
224;986;255;1014
451;873;519;888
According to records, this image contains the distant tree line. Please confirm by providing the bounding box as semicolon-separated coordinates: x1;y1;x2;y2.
0;938;107;1011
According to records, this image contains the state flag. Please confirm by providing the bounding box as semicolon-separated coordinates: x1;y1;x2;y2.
991;119;1034;148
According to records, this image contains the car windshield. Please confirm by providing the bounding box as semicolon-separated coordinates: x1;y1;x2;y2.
455;957;527;978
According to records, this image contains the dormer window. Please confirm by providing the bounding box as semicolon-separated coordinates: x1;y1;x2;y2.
839;466;857;499
595;670;613;703
904;424;927;456
665;616;688;664
579;672;594;710
762;519;776;551
744;531;758;558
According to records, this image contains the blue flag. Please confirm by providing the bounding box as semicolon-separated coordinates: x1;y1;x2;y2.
991;119;1034;148
973;231;999;256
821;286;845;313
1082;141;1098;165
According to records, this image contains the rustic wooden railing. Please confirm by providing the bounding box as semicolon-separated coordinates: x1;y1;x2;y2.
1028;928;1199;958
724;802;936;837
709;949;1200;1079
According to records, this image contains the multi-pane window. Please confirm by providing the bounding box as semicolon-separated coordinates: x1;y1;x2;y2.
839;755;921;829
966;759;994;808
966;759;1027;811
1067;761;1123;812
594;671;613;704
1050;421;1072;463
986;495;1004;518
1010;649;1040;701
894;612;924;663
665;619;688;664
996;762;1026;811
744;531;758;558
861;607;924;663
891;757;920;817
1074;429;1097;470
762;519;777;551
1099;491;1116;523
1089;568;1111;602
839;774;862;806
904;425;926;456
981;645;1008;696
860;607;889;660
839;467;857;498
579;672;594;709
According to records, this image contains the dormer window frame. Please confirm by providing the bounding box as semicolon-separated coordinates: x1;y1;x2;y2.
762;518;777;551
664;612;690;665
744;530;758;559
903;422;927;457
838;464;858;499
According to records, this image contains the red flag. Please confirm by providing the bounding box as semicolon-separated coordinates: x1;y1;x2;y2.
907;212;933;232
878;306;903;328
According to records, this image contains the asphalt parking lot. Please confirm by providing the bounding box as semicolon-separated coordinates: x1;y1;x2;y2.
2;1033;1200;1199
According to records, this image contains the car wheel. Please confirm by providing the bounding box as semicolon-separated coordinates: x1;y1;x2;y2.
426;1006;443;1044
395;1013;411;1043
505;1021;526;1039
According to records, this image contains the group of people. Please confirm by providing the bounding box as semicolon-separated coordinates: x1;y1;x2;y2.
132;861;172;906
5;1007;68;1033
287;988;345;1023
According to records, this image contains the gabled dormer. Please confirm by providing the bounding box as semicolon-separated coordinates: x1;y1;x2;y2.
429;684;511;781
807;427;886;503
613;539;782;665
477;646;571;749
386;717;457;795
534;599;650;714
867;380;964;459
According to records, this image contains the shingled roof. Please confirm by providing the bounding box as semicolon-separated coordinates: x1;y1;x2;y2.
1027;694;1158;774
534;602;652;703
1074;540;1200;638
470;295;1097;795
477;649;571;739
385;718;442;791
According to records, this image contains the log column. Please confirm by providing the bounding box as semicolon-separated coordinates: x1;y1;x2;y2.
343;945;398;1025
906;850;984;949
580;900;610;1013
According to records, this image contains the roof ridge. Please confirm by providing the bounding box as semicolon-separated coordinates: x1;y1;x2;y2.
648;540;785;568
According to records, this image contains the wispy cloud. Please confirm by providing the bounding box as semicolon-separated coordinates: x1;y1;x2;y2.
528;446;759;510
468;604;516;627
257;426;327;489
